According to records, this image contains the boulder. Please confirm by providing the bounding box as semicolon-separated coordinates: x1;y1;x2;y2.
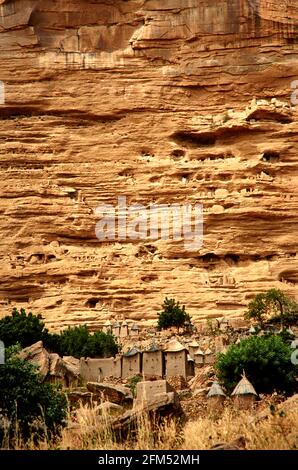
19;343;80;385
19;341;50;378
112;389;185;440
62;356;80;386
86;382;133;405
134;380;176;408
49;353;64;379
67;390;94;406
98;402;123;415
63;356;80;377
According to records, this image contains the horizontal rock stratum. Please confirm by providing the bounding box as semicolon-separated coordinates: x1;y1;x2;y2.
0;0;297;329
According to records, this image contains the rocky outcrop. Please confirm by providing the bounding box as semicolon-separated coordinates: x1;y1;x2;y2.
0;1;297;328
112;381;184;438
19;341;80;383
86;381;133;405
19;340;50;377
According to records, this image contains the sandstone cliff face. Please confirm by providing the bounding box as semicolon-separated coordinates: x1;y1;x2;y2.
0;0;297;329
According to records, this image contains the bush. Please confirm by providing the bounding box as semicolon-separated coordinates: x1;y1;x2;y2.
215;335;297;394
0;307;48;349
0;347;67;444
54;325;119;359
157;298;191;332
127;375;143;397
0;309;119;359
245;289;298;327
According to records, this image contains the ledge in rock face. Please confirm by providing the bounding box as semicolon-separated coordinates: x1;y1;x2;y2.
0;0;297;329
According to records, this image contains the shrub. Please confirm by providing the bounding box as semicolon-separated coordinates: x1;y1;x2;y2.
245;289;298;327
55;326;119;359
0;307;48;349
0;347;67;444
127;375;143;397
157;298;191;332
215;335;297;394
0;309;119;359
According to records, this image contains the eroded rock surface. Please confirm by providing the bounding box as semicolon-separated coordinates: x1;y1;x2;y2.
0;1;297;328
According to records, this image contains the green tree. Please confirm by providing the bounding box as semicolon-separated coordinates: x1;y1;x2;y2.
215;335;297;394
0;309;119;359
245;289;298;327
57;325;119;359
0;347;67;444
0;308;48;348
157;298;191;332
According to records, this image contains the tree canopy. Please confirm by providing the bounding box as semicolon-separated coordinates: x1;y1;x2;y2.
157;297;191;332
245;289;298;327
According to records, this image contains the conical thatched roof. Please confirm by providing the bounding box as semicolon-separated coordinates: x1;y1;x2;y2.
194;349;204;356
204;348;213;355
207;382;226;398
146;343;159;353
113;321;120;328
231;374;257;397
130;323;139;331
124;347;141;357
104;320;112;326
189;340;200;348
164;339;186;353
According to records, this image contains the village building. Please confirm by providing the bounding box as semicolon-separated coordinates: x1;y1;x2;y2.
204;348;214;364
134;380;175;409
164;339;188;379
112;321;121;337
188;339;200;359
187;354;195;377
120;320;128;338
80;356;122;382
231;374;258;410
142;344;164;378
130;323;140;337
103;320;112;334
194;349;204;366
122;347;142;378
207;381;226;414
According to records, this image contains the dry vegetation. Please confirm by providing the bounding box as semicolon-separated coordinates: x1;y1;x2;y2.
6;401;298;451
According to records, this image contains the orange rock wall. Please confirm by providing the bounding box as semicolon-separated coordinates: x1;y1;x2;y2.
0;0;297;329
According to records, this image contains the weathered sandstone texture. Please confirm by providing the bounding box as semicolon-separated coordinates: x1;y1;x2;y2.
0;1;297;329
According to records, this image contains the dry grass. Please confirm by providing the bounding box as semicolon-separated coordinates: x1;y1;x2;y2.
5;401;298;450
182;407;298;450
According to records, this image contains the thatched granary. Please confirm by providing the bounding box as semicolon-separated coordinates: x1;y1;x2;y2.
120;320;128;337
194;349;204;366
103;320;112;334
207;381;226;413
231;374;257;410
164;339;188;378
143;343;163;378
188;339;200;359
122;347;142;378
